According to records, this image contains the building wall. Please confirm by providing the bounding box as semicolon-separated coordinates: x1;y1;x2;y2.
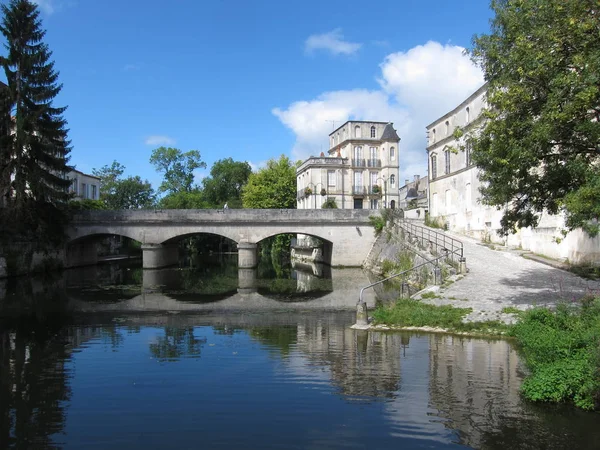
426;84;599;265
297;121;400;210
67;169;101;201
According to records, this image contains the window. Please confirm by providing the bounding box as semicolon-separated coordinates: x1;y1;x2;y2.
327;170;336;187
445;121;450;136
331;137;334;147
465;107;470;124
370;126;376;138
355;125;361;138
354;171;363;187
370;199;379;209
432;128;436;143
337;132;340;144
432;192;438;215
81;183;87;198
445;189;452;212
431;155;437;179
370;146;377;160
390;146;395;161
354;146;362;161
370;172;378;187
390;174;395;188
91;185;97;200
445;150;451;174
465;141;472;167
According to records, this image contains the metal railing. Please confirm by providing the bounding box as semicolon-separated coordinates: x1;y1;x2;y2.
351;159;366;167
352;185;367;195
398;220;463;263
358;253;448;304
366;159;381;168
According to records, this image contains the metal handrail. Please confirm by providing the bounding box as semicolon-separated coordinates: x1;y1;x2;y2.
358;253;448;304
398;221;463;260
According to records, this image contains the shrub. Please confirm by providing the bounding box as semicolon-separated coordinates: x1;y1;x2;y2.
510;299;600;410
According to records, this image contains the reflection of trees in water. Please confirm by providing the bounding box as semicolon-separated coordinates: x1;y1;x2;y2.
148;327;207;362
173;255;238;298
0;322;92;448
248;326;298;356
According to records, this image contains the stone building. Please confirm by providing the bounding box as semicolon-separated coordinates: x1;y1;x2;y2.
296;121;400;209
426;84;599;265
398;175;428;219
67;169;101;201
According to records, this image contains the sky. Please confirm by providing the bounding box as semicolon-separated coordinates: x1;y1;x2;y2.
4;0;492;191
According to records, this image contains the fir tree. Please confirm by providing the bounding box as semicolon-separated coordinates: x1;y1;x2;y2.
0;0;72;244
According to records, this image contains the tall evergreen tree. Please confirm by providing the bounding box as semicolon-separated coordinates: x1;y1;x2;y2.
0;0;71;243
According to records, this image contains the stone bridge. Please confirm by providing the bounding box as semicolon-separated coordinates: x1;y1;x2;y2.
68;209;378;269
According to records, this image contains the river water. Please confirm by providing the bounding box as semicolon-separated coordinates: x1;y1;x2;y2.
1;258;599;449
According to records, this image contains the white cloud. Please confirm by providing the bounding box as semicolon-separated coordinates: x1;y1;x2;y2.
273;41;484;183
305;29;362;56
144;135;176;146
32;0;55;14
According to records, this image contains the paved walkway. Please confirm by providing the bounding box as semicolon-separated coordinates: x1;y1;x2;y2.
416;231;600;323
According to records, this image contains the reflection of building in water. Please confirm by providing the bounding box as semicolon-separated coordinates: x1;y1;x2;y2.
291;261;332;293
427;334;522;449
293;320;404;399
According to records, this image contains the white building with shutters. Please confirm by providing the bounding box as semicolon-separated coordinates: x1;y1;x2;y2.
67;169;101;201
296;121;400;210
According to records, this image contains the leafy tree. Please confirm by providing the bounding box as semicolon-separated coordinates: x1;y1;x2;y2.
159;189;208;209
201;158;251;208
321;198;338;209
92;161;155;209
109;176;155;209
0;0;72;245
470;0;600;236
242;155;298;209
149;147;206;195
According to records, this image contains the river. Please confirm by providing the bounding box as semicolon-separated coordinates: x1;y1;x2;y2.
0;257;598;449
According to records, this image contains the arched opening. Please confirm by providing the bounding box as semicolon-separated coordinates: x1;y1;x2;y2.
370;126;376;138
355;125;362;138
390;200;396;209
256;232;334;301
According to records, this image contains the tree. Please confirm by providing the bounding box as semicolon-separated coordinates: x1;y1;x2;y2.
201;158;251;208
149;147;206;195
470;0;600;236
159;189;208;209
241;155;298;209
92;161;155;209
0;0;72;244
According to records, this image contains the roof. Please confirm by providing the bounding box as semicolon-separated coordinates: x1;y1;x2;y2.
381;123;400;142
329;120;392;136
406;187;418;199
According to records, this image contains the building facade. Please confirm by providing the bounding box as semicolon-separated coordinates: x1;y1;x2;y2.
297;121;400;209
426;84;599;265
398;175;428;219
67;169;101;201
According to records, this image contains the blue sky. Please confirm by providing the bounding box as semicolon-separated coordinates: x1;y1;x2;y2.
6;0;492;190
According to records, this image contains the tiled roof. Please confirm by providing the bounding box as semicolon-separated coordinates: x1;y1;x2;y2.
381;123;400;141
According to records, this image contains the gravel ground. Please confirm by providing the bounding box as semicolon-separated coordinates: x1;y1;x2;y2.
413;231;600;324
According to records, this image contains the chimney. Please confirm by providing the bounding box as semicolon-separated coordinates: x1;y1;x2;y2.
405;179;409;186
414;175;420;183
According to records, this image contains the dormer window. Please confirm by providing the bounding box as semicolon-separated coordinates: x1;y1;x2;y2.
466;107;470;124
390;146;395;161
370;126;376;138
355;125;361;138
445;121;450;136
432;129;436;144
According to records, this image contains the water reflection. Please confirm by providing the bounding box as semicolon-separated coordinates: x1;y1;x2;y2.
0;314;599;448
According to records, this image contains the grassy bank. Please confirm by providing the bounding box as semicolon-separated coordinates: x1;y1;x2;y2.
372;299;511;335
373;297;600;411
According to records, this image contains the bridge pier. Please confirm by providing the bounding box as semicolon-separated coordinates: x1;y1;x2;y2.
66;241;98;268
238;267;258;294
142;244;179;269
238;242;258;269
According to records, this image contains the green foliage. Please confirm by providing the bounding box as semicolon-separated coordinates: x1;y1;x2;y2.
0;0;72;245
381;250;414;277
369;215;385;236
150;147;206;195
321;198;338;209
420;292;440;300
68;199;106;211
159;189;208;209
201;158;251;208
510;299;600;410
501;306;522;315
373;299;511;335
92;161;155;209
470;0;600;236
241;155;297;209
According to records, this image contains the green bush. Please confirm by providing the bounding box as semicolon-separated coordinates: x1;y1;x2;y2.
510;299;600;410
369;215;385;236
